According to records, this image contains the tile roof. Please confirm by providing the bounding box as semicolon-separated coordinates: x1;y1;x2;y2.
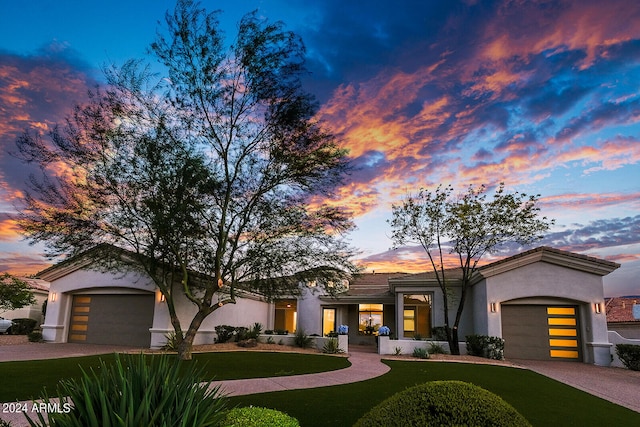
606;297;640;323
343;273;407;296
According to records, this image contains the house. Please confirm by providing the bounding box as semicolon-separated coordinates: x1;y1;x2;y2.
38;246;620;365
38;248;270;348
0;277;49;326
294;247;619;365
606;296;640;339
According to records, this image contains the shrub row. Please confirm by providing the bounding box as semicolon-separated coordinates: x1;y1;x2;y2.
466;334;505;360
215;323;262;343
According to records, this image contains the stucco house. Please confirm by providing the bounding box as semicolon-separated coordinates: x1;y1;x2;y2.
38;246;619;365
37;249;270;348
298;247;619;365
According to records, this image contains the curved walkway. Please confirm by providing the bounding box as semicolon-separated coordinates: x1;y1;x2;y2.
209;350;389;396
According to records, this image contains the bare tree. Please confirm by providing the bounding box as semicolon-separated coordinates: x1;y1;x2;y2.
390;183;553;354
15;0;358;359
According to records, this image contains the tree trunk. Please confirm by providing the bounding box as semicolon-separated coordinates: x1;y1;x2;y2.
176;310;208;360
449;326;460;355
177;333;194;361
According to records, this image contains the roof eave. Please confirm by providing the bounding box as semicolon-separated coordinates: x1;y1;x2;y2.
479;247;620;278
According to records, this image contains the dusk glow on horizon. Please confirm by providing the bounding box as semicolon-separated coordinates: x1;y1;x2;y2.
0;1;638;296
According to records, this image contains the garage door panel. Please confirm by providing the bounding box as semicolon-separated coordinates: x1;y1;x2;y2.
502;304;582;361
69;294;154;347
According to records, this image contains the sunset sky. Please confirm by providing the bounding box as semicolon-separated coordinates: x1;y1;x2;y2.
0;0;638;296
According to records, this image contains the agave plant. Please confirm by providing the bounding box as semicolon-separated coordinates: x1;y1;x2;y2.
25;353;227;427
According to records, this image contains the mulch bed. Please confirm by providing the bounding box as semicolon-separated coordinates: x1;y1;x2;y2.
0;335;30;345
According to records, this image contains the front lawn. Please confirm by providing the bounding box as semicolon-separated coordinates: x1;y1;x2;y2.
0;351;350;402
228;360;640;427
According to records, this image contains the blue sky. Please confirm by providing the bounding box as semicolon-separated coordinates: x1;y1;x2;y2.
0;1;639;296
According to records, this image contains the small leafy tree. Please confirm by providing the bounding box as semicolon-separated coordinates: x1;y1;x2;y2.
15;0;358;360
390;183;553;354
0;273;36;313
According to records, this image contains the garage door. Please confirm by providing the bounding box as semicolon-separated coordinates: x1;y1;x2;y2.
68;294;155;347
501;305;582;361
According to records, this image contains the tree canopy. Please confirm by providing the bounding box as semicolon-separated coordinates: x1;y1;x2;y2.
0;273;36;312
390;183;553;354
15;0;358;359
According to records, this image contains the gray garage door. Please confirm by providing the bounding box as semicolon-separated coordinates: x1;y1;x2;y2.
501;305;582;361
68;294;155;347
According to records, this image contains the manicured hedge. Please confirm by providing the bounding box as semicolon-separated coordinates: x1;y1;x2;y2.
354;380;531;427
222;407;300;426
616;344;640;371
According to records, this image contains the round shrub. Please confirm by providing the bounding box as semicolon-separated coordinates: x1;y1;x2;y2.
354;380;531;427
28;329;43;342
222;407;300;426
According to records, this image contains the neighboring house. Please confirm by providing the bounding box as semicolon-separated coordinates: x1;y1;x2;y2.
38;248;270;348
0;278;49;326
606;296;640;339
38;246;619;365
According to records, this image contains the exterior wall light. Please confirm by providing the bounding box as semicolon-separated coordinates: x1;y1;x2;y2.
50;292;57;302
594;302;602;314
490;302;497;313
160;293;166;302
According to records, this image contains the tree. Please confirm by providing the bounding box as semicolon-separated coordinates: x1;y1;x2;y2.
389;183;553;354
15;0;358;360
0;273;36;313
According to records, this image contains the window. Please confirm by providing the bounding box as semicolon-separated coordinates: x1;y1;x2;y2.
359;303;383;334
323;308;336;336
403;308;416;332
403;294;432;338
274;299;297;333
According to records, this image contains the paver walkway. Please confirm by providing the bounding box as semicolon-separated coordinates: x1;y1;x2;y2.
209;350;389;396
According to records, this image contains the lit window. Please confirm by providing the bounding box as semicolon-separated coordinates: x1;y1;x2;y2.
274;299;297;333
359;304;383;334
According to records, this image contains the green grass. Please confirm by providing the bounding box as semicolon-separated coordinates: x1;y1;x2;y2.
228;360;640;427
3;353;638;427
0;352;350;402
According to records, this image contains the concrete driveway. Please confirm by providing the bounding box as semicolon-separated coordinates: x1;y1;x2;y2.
515;359;640;413
0;342;143;362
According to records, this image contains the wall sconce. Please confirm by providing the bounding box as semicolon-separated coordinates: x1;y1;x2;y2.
594;302;602;314
490;302;497;313
160;294;166;302
50;292;57;302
